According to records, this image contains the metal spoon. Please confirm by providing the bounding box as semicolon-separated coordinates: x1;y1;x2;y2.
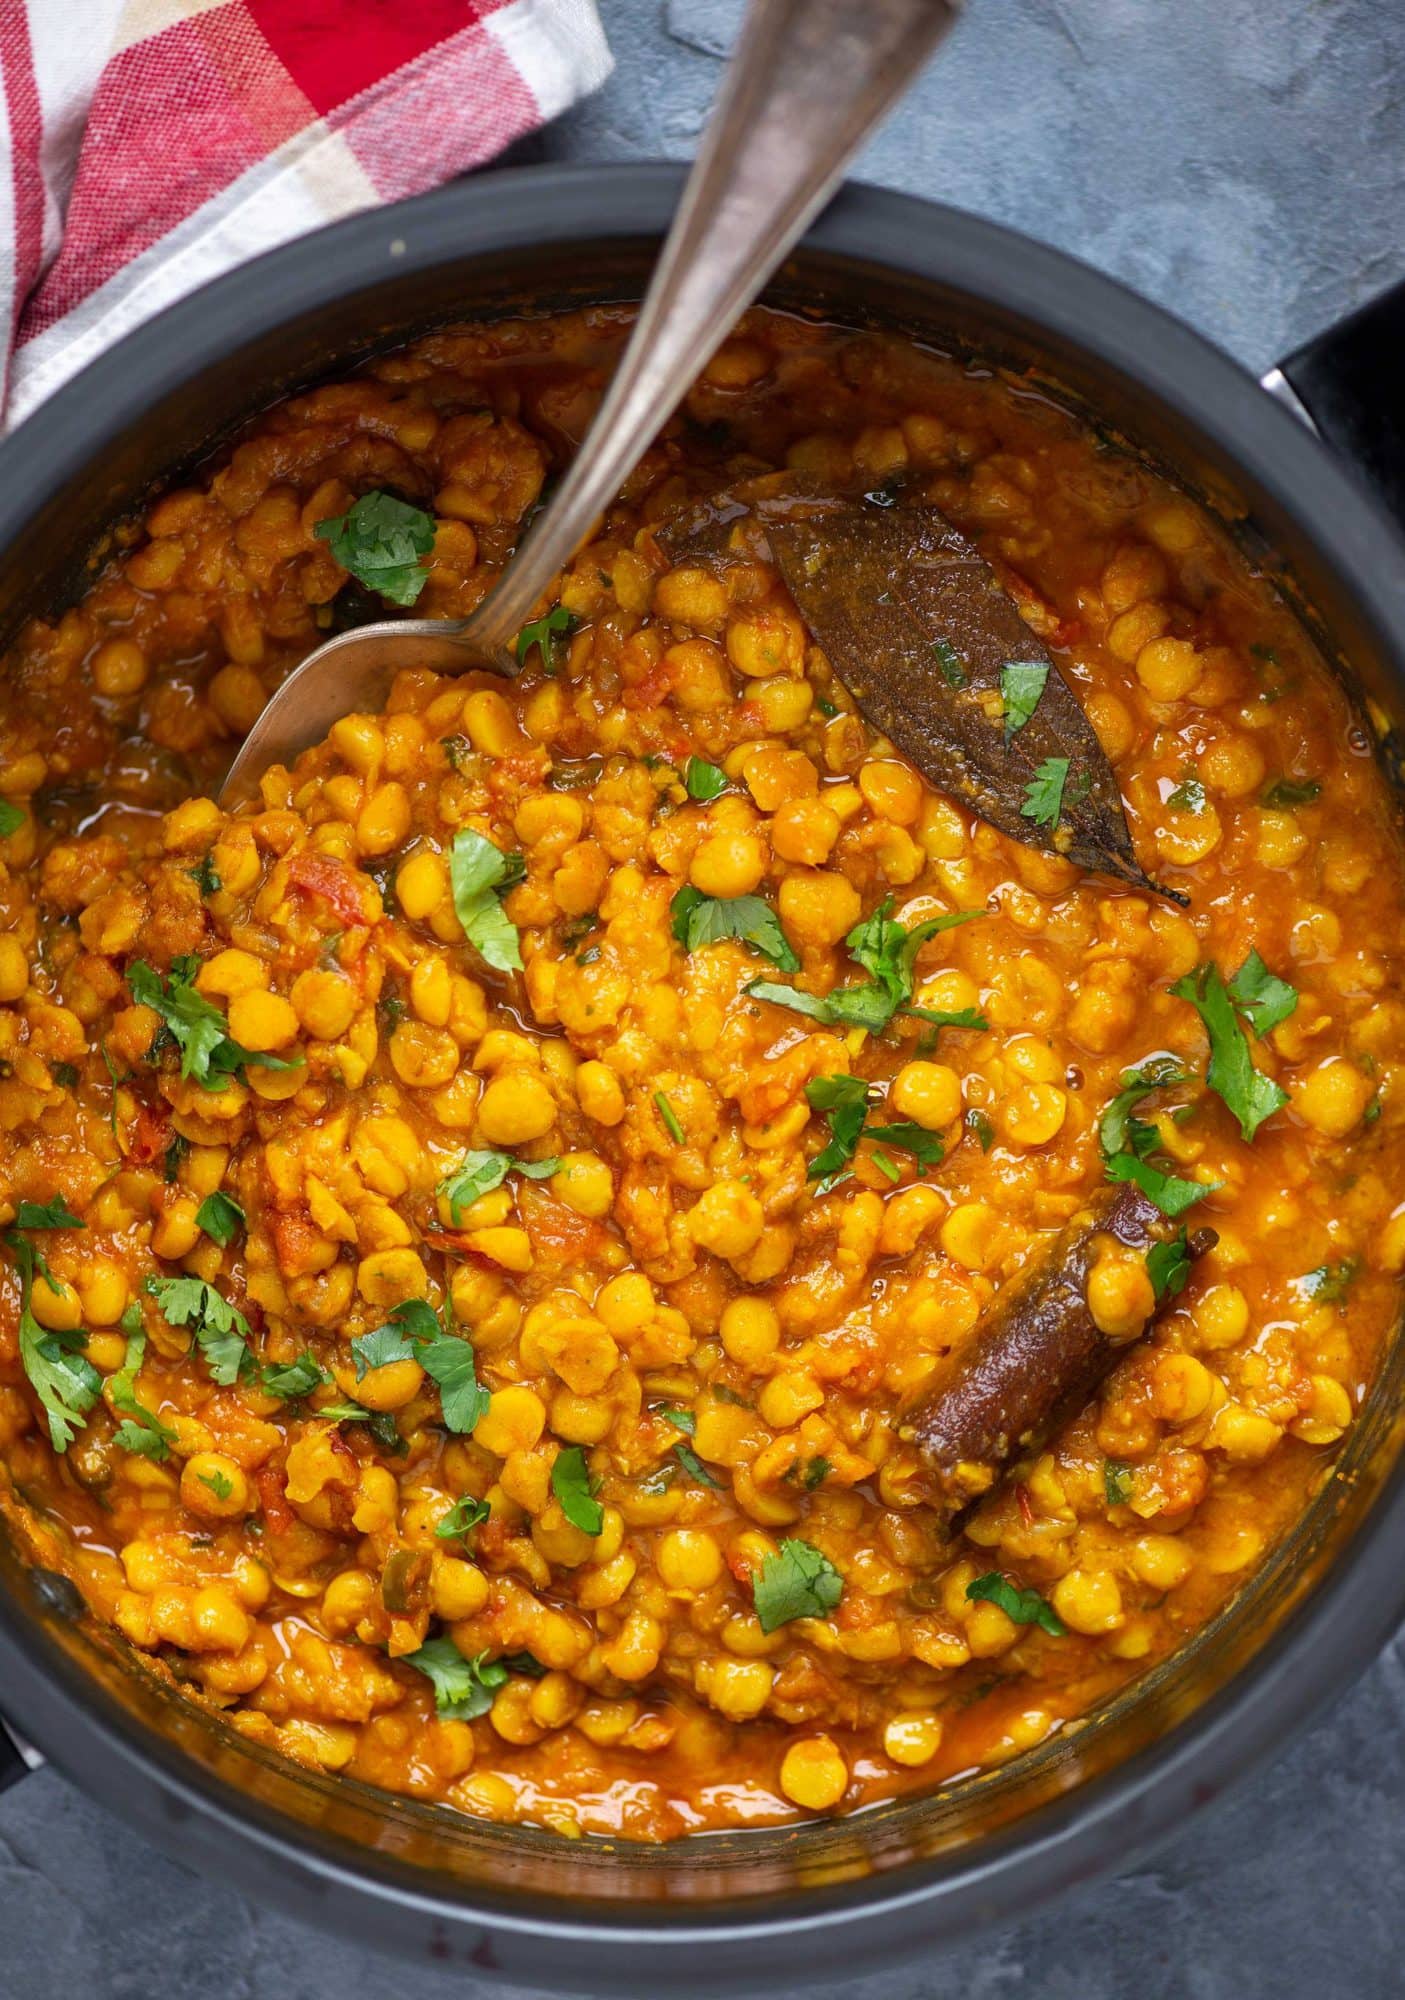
220;0;961;807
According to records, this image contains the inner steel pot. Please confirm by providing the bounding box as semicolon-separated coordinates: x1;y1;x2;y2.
2;163;1404;1992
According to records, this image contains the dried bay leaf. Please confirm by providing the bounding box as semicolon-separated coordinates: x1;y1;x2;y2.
659;481;1180;902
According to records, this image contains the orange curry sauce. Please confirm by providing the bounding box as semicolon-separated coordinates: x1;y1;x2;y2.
0;307;1401;1837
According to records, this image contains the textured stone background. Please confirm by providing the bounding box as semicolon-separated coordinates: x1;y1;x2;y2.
5;0;1405;1993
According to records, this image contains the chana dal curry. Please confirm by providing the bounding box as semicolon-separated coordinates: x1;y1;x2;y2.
0;306;1401;1841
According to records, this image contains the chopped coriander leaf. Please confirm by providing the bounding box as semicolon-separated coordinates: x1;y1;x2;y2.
406;1636;511;1719
551;1445;603;1534
108;1322;177;1461
350;1318;419;1378
654;1092;686;1145
965;1571;1065;1636
449;829;524;974
656;1405;696;1434
14;1194;83;1231
815;695;840;717
933;637;968;688
145;1275;253;1385
746;899;983;1037
863;1121;944;1176
1261;776;1321;809
350;1298;489;1434
260;1352;328;1400
670;885;800;972
50;1061;80;1090
1104;1460;1135;1508
515;605;578;674
802;1456;832;1490
163;1132;190;1184
1170;961;1289;1141
6;1234;100;1451
753;1538;844;1632
1226;949;1298;1038
376;994;407;1038
195;1190;245;1248
1097;1055;1188;1160
1021;755;1069;829
313;491;435;607
0;799;24;838
188;852;222;895
1167;776;1206;813
1106;1151;1217;1218
966;1107;996;1152
127;957;303;1091
805;1073;871;1191
905;1004;989;1034
684;756;728;802
1295;1258;1359;1306
436;1495;491;1545
674;1442;722;1488
1000;660;1049;738
198;1469;234;1502
437;1148;559;1225
440;734;471;771
1146;1228;1193;1301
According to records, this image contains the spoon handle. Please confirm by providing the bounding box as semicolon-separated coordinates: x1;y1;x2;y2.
470;0;962;652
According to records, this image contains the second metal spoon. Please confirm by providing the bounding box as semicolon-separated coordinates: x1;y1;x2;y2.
220;0;961;808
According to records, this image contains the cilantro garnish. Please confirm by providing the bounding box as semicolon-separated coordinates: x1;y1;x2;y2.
1261;776;1321;810
684;757;728;802
805;1074;872;1191
194;1190;245;1248
0;800;24;838
145;1276;253;1385
1170;961;1289;1141
4;1233;100;1451
1295;1258;1359;1307
1021;756;1069;829
1226;949;1298;1038
14;1195;83;1232
188;852;221;896
260;1352;329;1400
437;1149;559;1225
933;638;968;689
405;1637;512;1719
674;1442;721;1488
198;1469;234;1501
965;1571;1065;1635
551;1444;603;1534
753;1538;844;1632
349;1298;488;1435
449;830;524;974
1097;1055;1188;1160
1105;1151;1215;1218
436;1495;492;1546
1000;660;1049;738
746;898;982;1036
1103;1460;1135;1507
127;957;303;1091
966;1107;996;1152
109;1316;177;1460
1167;776;1206;813
1146;1227;1193;1301
515;605;578;674
670;885;799;972
313;491;435;607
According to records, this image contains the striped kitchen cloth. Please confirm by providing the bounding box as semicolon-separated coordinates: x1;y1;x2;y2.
0;0;613;428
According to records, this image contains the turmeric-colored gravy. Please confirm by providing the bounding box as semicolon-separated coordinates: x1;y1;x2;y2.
0;307;1400;1839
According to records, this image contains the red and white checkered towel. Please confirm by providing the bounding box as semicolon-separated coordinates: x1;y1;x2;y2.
0;0;613;429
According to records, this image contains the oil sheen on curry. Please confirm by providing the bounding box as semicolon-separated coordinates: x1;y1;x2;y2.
0;307;1400;1841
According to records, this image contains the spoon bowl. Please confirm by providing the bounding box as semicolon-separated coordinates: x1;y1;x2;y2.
217;0;959;809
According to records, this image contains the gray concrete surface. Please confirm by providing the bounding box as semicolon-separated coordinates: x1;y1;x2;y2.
5;0;1405;1992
